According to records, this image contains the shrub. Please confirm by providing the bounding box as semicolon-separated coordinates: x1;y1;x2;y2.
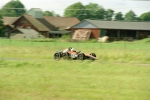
138;38;150;43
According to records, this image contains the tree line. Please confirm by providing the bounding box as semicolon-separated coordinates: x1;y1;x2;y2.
64;2;150;21
0;0;150;21
0;0;150;36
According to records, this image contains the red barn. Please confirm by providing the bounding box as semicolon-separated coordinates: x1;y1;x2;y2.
71;19;150;41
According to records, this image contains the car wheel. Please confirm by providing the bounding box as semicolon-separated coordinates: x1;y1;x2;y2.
77;53;84;60
54;53;61;60
90;53;96;57
89;53;96;60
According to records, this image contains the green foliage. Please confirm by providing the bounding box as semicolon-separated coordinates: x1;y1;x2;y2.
104;9;114;20
61;34;70;39
64;2;106;21
138;38;150;43
139;12;150;21
84;3;105;20
64;2;86;21
0;0;26;17
124;10;137;21
43;11;54;16
63;2;150;21
30;38;56;42
43;10;60;16
114;12;124;20
81;39;98;43
0;14;5;37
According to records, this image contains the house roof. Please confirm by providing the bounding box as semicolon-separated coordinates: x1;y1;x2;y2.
6;25;14;29
72;19;150;31
12;15;50;31
43;16;80;30
3;14;80;32
36;18;54;31
3;17;19;25
11;28;39;35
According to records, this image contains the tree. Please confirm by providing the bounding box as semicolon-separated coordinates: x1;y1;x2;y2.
124;10;137;21
114;12;124;20
43;11;54;16
0;14;5;37
104;9;114;20
43;10;60;17
84;3;105;20
139;12;150;21
0;0;26;17
63;2;86;21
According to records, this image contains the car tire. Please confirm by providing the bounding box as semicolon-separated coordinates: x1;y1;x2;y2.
89;53;96;60
77;53;85;60
54;52;61;60
90;53;96;57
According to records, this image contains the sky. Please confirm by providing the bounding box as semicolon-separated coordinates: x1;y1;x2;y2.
0;0;150;17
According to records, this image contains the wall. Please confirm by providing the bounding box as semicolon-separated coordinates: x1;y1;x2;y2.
71;28;100;39
90;29;100;39
28;9;43;18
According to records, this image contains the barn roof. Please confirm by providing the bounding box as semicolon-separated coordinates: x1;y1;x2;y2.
11;28;39;35
3;17;19;25
36;18;55;31
4;15;80;32
72;19;150;31
12;15;50;31
22;15;50;31
43;16;80;30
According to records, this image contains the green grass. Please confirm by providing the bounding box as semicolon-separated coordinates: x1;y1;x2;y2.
0;39;150;100
0;38;150;50
0;60;150;100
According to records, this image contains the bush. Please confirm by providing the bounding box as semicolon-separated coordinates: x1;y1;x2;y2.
61;34;70;39
31;38;56;42
138;38;150;43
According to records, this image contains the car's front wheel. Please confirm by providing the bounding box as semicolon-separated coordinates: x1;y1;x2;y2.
90;53;96;57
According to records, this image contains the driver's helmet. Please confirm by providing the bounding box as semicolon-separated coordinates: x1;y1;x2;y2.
71;48;75;52
68;47;72;51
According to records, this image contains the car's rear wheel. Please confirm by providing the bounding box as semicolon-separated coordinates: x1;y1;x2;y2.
54;53;61;60
77;53;84;60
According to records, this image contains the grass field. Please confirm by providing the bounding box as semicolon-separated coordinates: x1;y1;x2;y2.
0;39;150;100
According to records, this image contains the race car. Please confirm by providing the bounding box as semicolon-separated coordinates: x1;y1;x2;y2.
54;50;96;61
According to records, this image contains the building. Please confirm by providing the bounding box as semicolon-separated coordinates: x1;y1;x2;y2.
71;19;150;41
2;8;80;39
10;28;40;39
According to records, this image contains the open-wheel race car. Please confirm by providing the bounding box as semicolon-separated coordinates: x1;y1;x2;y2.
54;50;97;61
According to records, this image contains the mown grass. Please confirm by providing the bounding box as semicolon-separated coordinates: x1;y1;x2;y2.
0;39;150;100
0;60;150;100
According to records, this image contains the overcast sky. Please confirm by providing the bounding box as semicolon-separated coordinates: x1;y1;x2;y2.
0;0;150;17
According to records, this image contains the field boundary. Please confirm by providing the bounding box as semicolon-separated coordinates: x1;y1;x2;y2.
1;57;150;66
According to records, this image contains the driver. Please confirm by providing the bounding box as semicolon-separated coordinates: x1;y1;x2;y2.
69;48;97;60
68;48;77;58
63;47;72;53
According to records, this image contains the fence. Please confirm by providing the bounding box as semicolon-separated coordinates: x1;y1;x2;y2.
0;38;150;50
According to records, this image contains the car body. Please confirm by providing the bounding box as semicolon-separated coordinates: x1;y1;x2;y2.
54;51;96;60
